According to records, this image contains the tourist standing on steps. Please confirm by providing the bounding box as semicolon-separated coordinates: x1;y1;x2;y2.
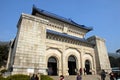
35;74;39;80
60;75;64;80
30;74;39;80
100;69;106;80
76;73;82;80
109;72;115;80
83;68;86;75
30;74;36;80
79;68;82;75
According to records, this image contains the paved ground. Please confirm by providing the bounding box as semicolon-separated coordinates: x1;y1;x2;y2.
50;74;110;80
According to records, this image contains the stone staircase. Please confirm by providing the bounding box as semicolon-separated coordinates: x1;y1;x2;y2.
50;75;110;80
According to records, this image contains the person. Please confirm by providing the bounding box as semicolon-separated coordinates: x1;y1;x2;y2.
75;68;78;74
76;73;82;80
48;67;53;75
100;69;106;80
60;75;64;80
30;74;36;80
83;68;86;75
114;72;118;80
35;74;39;80
79;68;82;75
109;72;115;80
37;73;40;80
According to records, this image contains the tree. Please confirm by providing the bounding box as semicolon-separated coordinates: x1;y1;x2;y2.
0;44;9;67
116;57;120;69
116;49;120;54
109;56;118;67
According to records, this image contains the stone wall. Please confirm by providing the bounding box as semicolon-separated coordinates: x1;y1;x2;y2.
12;14;47;75
87;36;111;73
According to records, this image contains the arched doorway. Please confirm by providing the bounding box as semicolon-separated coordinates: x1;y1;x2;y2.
85;60;91;74
68;55;76;75
47;57;57;75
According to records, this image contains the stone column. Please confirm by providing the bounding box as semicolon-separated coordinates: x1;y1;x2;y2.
61;44;67;75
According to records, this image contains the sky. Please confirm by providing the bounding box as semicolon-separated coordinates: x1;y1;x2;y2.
0;0;120;53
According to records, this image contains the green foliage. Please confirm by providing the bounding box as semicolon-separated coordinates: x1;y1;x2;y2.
0;74;53;80
0;44;9;67
0;69;7;74
41;75;53;80
109;56;118;67
7;74;30;80
116;49;120;54
0;76;6;80
116;57;120;67
109;56;120;67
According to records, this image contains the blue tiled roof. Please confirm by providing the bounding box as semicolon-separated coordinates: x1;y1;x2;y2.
47;29;93;45
32;6;93;32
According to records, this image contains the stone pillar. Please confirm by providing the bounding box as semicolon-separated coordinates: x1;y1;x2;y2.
87;36;111;73
62;45;68;76
11;13;48;75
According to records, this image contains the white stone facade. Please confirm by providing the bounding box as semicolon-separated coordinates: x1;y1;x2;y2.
7;7;111;76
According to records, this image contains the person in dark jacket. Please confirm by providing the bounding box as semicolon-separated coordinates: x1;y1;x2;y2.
109;72;115;80
60;75;64;80
30;74;36;80
79;68;82;75
35;74;39;80
76;73;82;80
100;69;106;80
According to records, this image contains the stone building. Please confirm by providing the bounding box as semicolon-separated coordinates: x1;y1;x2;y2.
6;6;111;76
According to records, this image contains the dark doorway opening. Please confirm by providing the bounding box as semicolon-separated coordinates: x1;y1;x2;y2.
68;55;76;75
85;60;91;75
47;57;57;75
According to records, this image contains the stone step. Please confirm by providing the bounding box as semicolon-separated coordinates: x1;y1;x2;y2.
50;75;110;80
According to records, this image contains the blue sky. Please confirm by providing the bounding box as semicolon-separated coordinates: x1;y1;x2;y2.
0;0;120;53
